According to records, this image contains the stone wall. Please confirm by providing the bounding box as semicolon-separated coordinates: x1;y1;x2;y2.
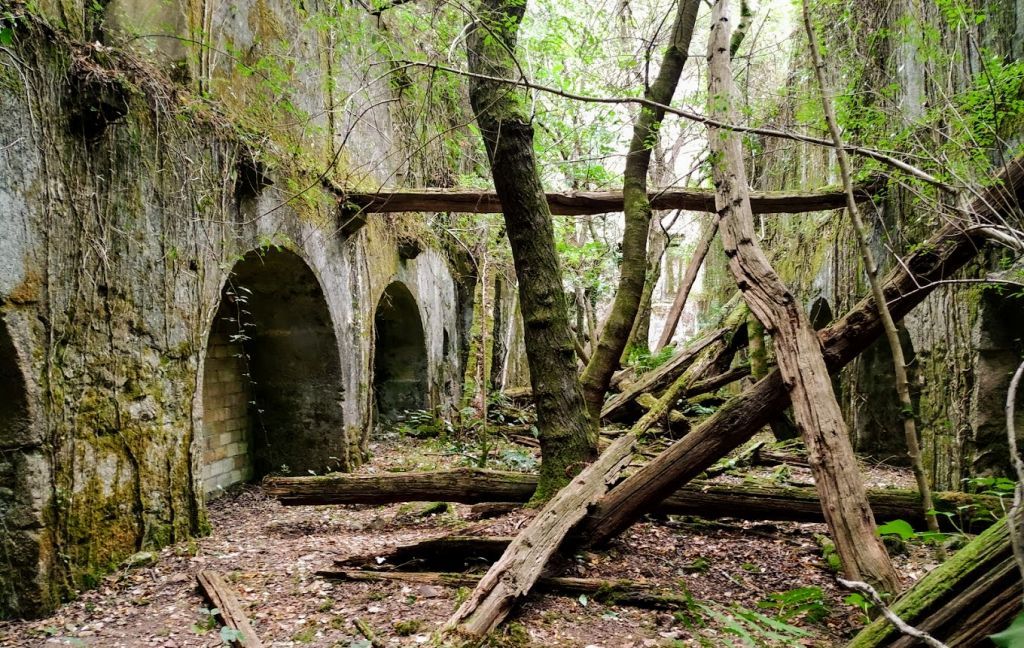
0;0;470;617
200;313;253;497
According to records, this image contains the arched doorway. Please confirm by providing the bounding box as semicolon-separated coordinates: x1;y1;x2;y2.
0;319;47;617
201;248;346;496
373;282;428;423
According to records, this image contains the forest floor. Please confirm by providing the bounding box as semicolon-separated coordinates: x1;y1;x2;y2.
1;431;949;648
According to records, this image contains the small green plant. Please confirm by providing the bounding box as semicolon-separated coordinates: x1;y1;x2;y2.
844;592;872;622
625;344;676;375
758;586;830;623
191;607;219;634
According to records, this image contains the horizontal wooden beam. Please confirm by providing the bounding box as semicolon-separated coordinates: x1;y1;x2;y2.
339;183;877;216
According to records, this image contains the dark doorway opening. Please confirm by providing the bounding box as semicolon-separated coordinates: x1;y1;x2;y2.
373;282;429;423
201;248;346;495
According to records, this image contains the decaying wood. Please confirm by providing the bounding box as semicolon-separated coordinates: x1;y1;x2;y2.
196;570;263;648
277;470;999;534
839;579;949;648
320;569;691;610
264;467;537;505
576;151;1023;549
848;518;1021;648
704;0;901;592
336;535;514;571
443;434;637;638
339;183;874;216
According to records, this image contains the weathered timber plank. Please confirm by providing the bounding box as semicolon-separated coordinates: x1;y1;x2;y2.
340;183;876;216
196;570;263;648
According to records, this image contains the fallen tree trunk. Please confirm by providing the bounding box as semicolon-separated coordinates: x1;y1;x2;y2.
320;569;691;610
576;153;1024;549
273;470;1000;532
264;468;537;505
443;433;637;639
847;518;1021;648
196;570;264;648
340;183;875;216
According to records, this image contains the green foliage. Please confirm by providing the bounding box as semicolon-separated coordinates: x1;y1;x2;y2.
875;519;916;541
625;344;675;375
990;610;1024;647
757;587;830;624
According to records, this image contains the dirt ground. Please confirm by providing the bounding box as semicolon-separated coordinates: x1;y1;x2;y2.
0;434;948;647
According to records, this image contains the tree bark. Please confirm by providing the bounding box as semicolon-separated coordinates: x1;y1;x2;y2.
320;570;697;610
442;434;637;638
705;0;898;594
466;0;597;499
801;0;941;542
655;216;719;351
268;472;999;532
580;0;701;420
625;218;669;355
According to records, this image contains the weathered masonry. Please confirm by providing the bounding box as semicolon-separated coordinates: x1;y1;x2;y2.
0;1;464;617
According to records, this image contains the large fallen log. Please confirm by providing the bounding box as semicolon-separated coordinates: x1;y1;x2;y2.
320;569;691;610
270;469;1001;532
264;468;537;505
576;154;1024;548
340;183;875;216
442;434;637;639
847;518;1021;647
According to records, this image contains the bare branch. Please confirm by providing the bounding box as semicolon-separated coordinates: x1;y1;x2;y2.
838;579;950;648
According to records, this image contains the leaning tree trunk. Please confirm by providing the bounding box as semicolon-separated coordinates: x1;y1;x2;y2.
466;0;597;499
655;215;718;351
625;218;669;356
580;0;701;420
706;0;899;593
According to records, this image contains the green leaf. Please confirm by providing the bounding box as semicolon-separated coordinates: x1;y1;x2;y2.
990;610;1024;647
0;27;13;46
876;519;916;540
220;626;244;643
578;594;588;607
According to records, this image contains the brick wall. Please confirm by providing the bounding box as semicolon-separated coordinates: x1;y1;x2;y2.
201;327;253;497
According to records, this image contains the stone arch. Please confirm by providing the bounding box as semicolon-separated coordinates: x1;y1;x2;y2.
200;248;346;496
0;318;49;618
373;281;429;422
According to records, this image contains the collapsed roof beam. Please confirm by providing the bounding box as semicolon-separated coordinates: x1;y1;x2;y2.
339;182;878;216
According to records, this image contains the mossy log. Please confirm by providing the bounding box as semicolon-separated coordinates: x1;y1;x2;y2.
264;468;538;505
847;519;1021;647
269;469;1000;531
319;569;691;610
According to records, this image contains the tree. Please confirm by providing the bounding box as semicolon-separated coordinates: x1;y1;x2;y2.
705;0;899;593
465;0;598;500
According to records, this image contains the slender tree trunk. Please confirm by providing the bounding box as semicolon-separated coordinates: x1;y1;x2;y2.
800;0;940;541
490;275;506;390
626;218;669;355
706;0;899;593
466;0;597;499
580;0;701;420
655;216;718;351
